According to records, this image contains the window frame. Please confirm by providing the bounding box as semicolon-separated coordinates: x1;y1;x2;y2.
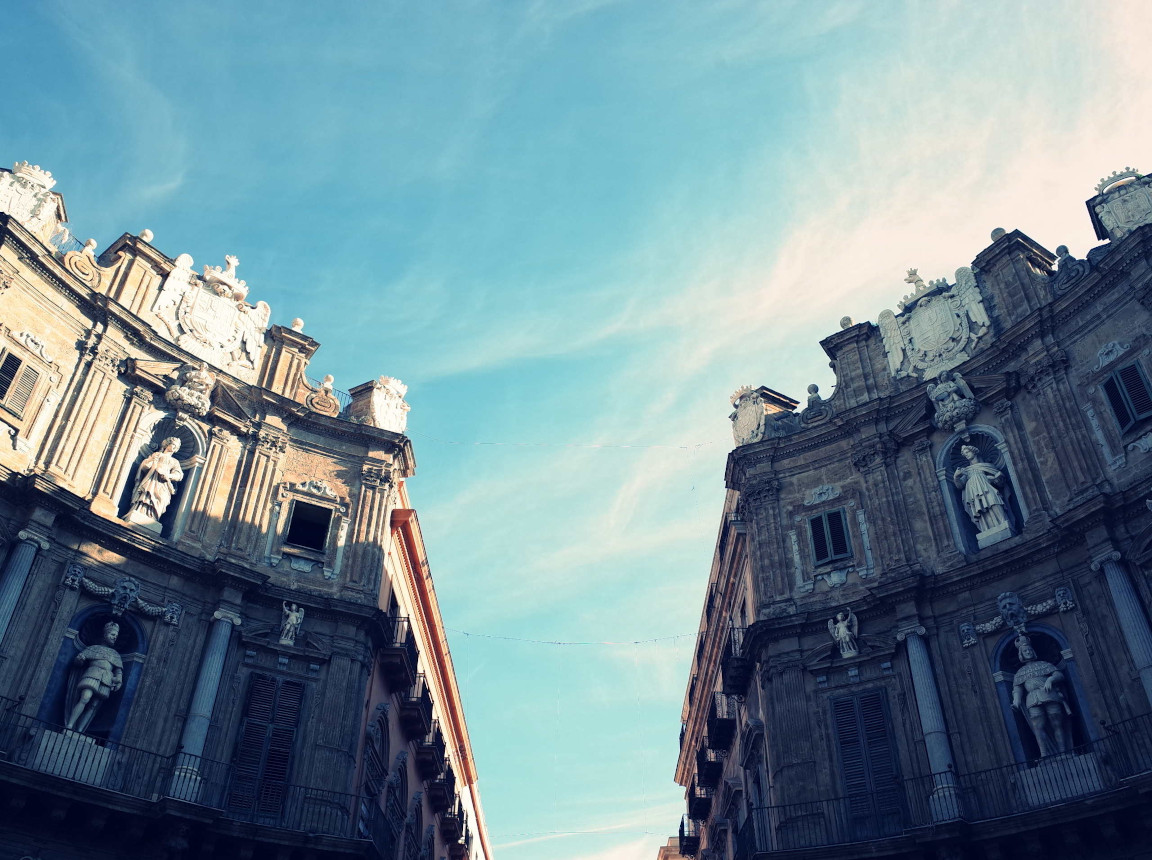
808;507;853;567
1102;360;1152;433
0;343;50;429
268;481;350;575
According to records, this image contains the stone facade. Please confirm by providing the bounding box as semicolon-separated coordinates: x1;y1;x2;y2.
0;161;490;860
673;169;1152;859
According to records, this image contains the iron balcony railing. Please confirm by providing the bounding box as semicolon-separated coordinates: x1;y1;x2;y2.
687;775;714;821
732;711;1152;856
399;673;434;740
304;375;353;412
706;692;739;750
0;698;379;842
679;815;700;857
375;612;420;691
415;719;447;780
696;742;724;788
721;626;752;696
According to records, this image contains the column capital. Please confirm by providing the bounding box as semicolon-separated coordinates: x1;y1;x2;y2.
16;530;50;551
1090;550;1122;571
896;624;927;642
212;608;243;626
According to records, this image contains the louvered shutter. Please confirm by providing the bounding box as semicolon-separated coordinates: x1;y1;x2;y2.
229;674;277;814
1118;363;1152;420
0;354;21;401
6;366;39;416
228;674;305;820
1103;376;1135;431
831;691;905;840
827;510;851;559
810;514;831;565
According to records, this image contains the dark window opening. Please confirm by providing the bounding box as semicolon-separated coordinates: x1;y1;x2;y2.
809;509;852;566
284;501;332;551
1103;361;1152;432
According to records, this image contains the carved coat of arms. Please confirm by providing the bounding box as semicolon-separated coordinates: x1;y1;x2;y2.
150;255;270;382
877;266;990;379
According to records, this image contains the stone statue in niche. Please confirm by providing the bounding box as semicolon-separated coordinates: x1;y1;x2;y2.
927;370;979;433
126;437;185;531
279;602;304;646
65;621;123;733
828;608;859;658
953;445;1012;548
1011;634;1071;757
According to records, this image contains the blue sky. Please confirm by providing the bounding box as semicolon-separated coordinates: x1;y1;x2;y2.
4;2;1151;857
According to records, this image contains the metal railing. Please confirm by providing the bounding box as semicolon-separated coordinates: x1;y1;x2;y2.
733;712;1152;855
0;699;375;842
305;375;353;412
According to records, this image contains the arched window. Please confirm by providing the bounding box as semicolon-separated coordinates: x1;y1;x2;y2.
384;751;409;855
364;708;389;799
420;824;436;860
402;793;423;860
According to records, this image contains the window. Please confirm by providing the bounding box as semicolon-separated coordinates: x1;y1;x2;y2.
0;351;40;418
227;674;305;820
1102;361;1152;432
831;690;905;839
284;501;332;551
809;508;851;566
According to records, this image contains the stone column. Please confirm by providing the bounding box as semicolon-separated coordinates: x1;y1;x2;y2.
170;608;241;800
1092;551;1152;709
0;530;51;647
897;626;960;821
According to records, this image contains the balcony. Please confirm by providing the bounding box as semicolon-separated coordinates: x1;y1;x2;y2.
398;674;434;740
448;822;472;860
687;775;714;821
439;797;465;842
696;741;724;788
706;692;738;750
0;697;401;854
415;720;447;780
679;815;700;857
732;712;1152;857
721;627;752;696
374;612;419;692
427;762;457;813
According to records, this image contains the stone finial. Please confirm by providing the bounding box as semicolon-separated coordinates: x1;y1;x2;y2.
839;316;853;329
82;238;98;256
990;228;1007;240
291;318;305;332
140;229;154;243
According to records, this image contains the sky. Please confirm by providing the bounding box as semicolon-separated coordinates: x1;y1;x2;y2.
3;1;1151;857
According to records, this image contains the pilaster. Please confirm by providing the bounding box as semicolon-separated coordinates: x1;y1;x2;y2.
345;462;394;589
47;343;123;488
91;384;156;516
1091;550;1152;709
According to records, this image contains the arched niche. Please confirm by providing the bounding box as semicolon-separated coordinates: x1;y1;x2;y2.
116;414;207;540
989;624;1093;764
935;424;1027;555
36;604;149;745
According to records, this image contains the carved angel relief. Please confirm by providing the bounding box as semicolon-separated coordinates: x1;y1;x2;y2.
150;254;271;382
877;267;990;379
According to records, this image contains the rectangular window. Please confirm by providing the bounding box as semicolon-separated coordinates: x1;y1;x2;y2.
227;674;305;819
284;501;332;551
0;352;40;418
1103;361;1152;432
809;508;852;566
831;690;905;839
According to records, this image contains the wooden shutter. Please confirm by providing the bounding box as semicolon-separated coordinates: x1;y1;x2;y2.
6;365;39;416
827;510;851;559
809;514;831;565
831;691;905;839
1102;375;1135;430
228;674;305;819
1118;363;1152;420
0;354;21;401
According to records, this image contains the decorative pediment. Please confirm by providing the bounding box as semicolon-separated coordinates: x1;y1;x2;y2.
877;266;990;380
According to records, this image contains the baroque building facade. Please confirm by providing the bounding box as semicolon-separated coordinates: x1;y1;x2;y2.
672;168;1152;859
0;160;491;860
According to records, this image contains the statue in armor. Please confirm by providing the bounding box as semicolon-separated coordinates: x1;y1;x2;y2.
65;621;124;733
1011;634;1071;757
